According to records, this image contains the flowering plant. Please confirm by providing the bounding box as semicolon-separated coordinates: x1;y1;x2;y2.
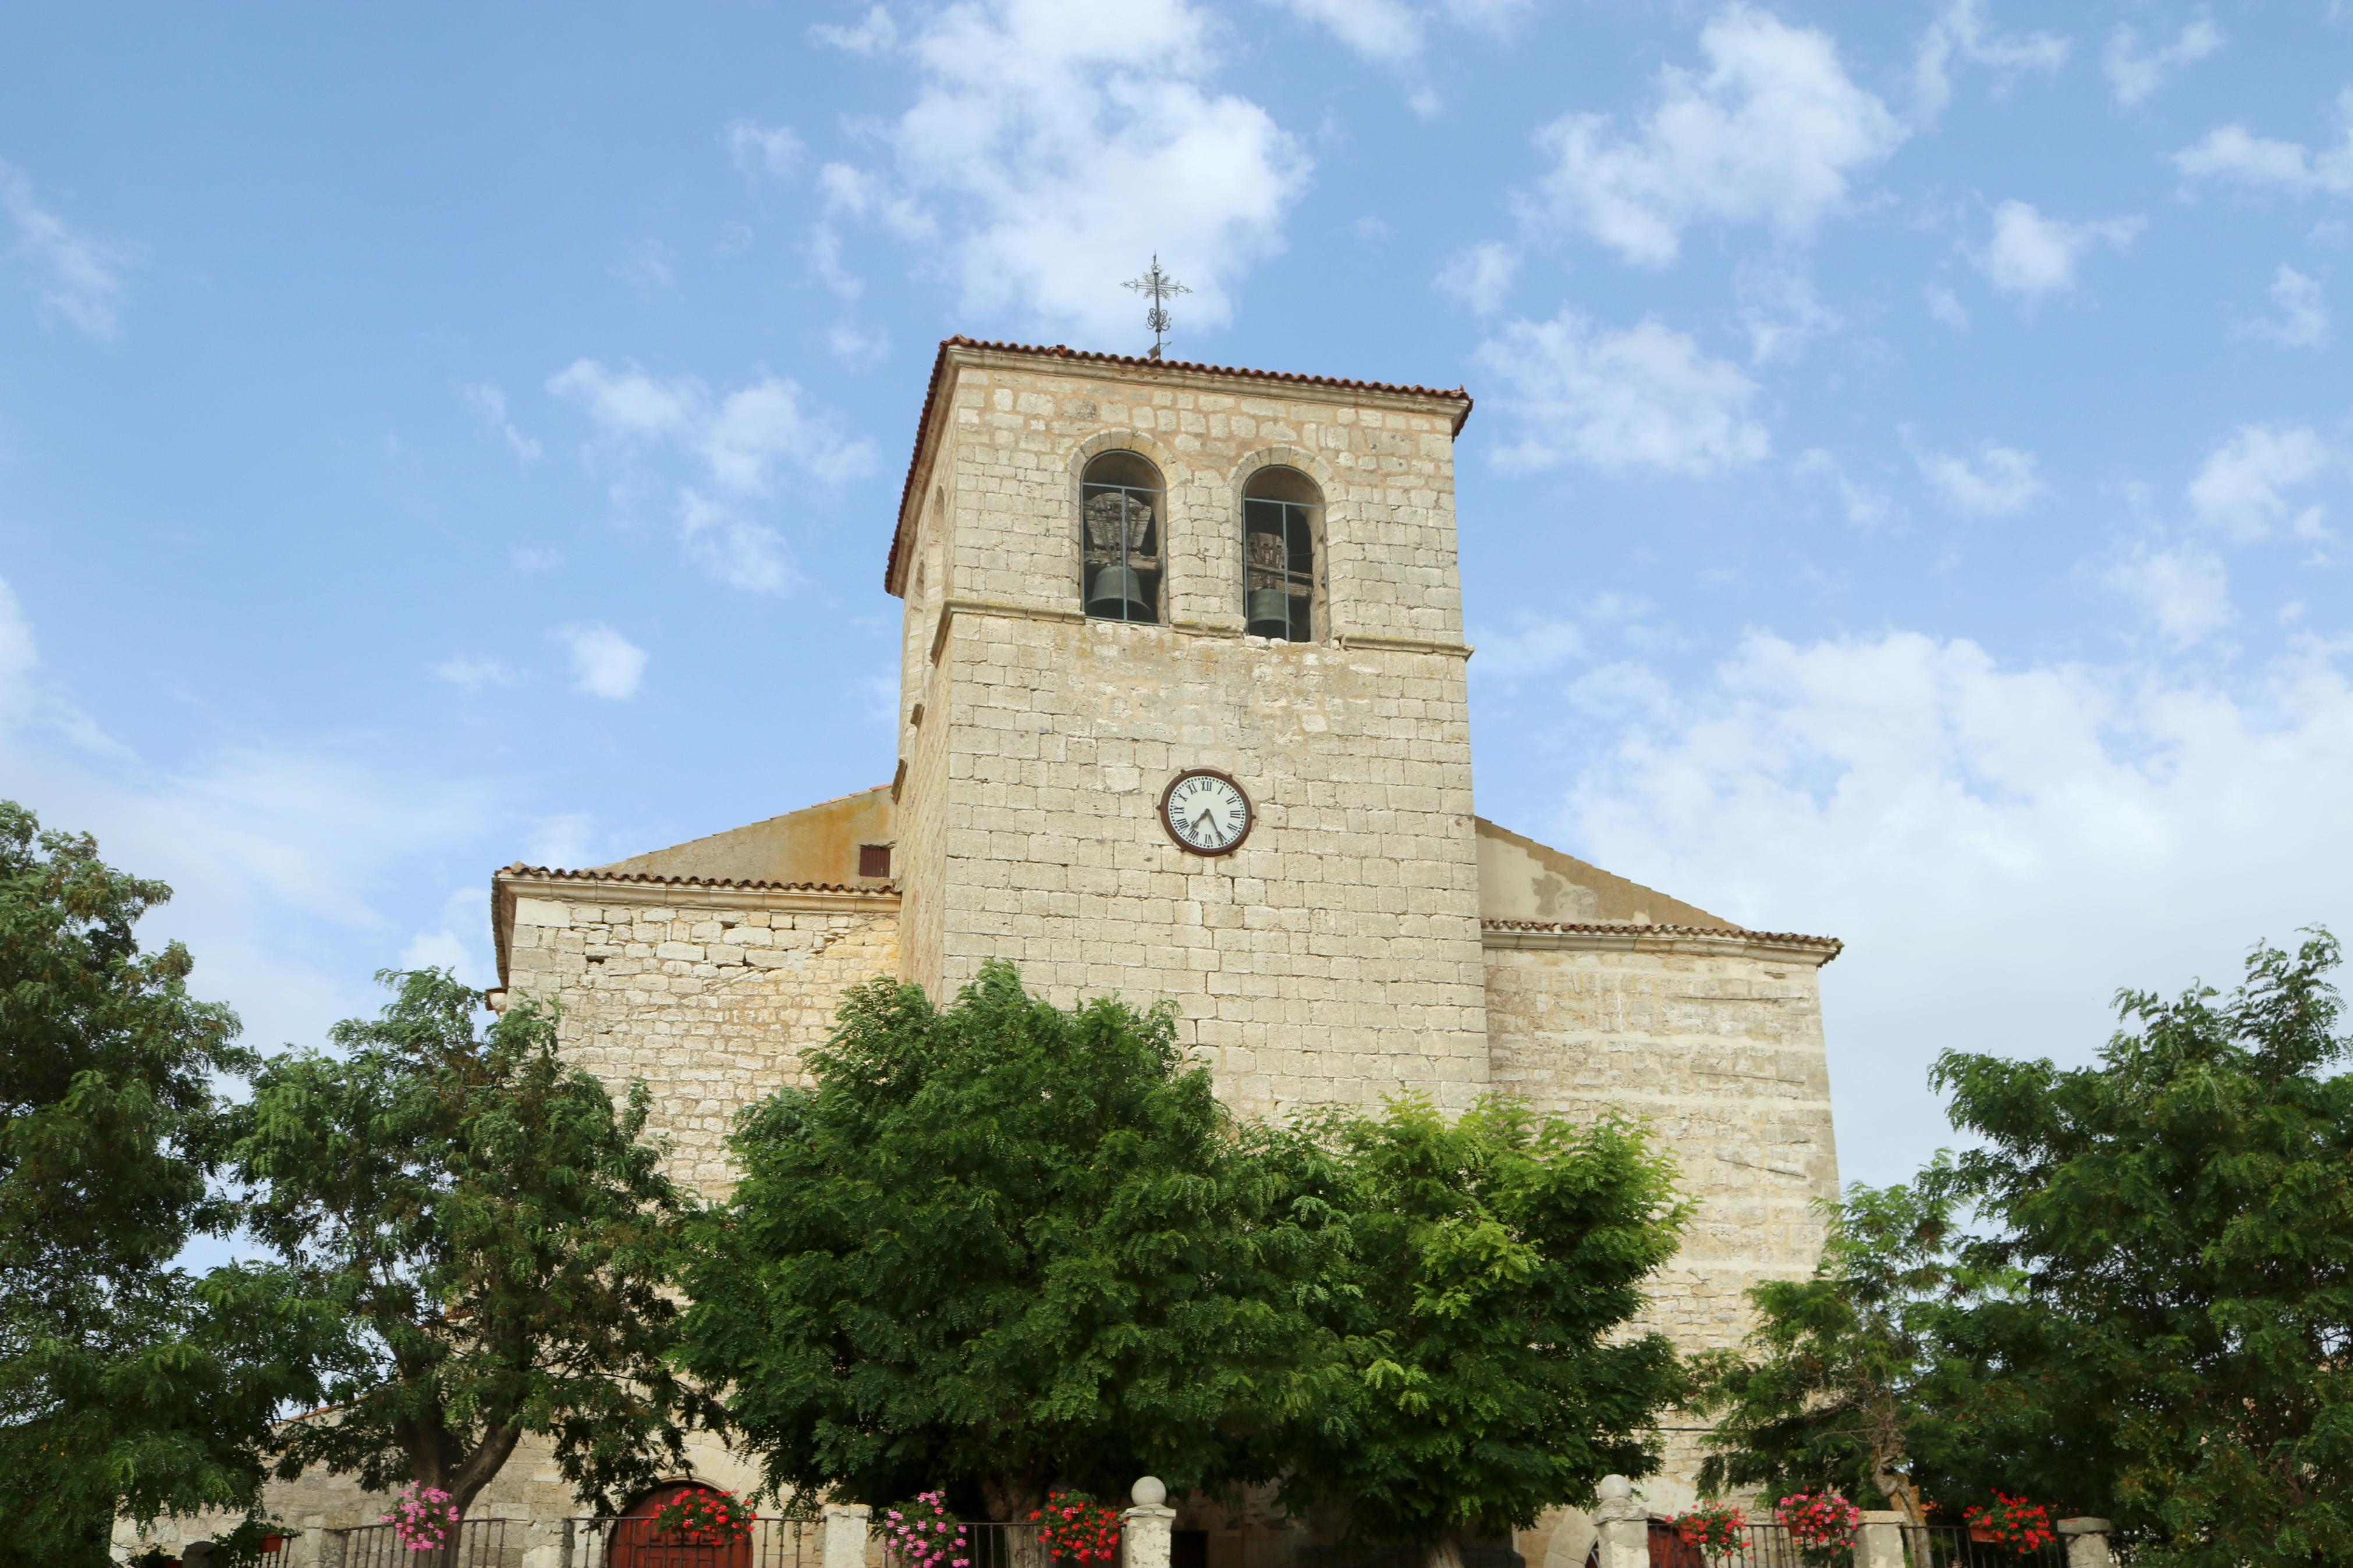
1028;1490;1122;1565
1774;1492;1861;1552
652;1485;754;1546
383;1483;459;1552
1671;1504;1747;1555
1962;1495;2054;1552
883;1491;971;1568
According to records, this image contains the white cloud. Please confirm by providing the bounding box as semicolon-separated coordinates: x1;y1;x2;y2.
0;573;493;1055
2175;93;2353;198
1435;241;1519;314
828;322;889;364
1276;0;1424;66
455;381;542;465
1735;260;1839;362
676;489;800;595
811;4;899;54
1795;449;1891;527
0;158;132;341
400;887;495;986
1523;5;1904;266
2102;17;2223;108
2104;539;2234;644
1473;613;1589;681
2237;264;2331;349
552;624;648;701
1478;308;1769;477
546;358;873;593
830;0;1310;342
2186;424;2333;542
526;812;597;869
1912;0;2071;126
510;546;563;574
432;656;524;691
725;120;804;182
1915;439;2043;515
1924;280;1970;329
1548;628;2353;1189
715;221;755;258
612;238;678;299
1977;200;2143;298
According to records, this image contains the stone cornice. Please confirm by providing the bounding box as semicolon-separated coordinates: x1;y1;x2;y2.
927;597;1471;662
1481;919;1842;966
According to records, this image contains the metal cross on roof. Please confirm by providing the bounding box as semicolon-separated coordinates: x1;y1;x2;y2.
1124;255;1190;360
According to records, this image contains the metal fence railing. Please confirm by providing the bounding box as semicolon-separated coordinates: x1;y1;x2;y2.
257;1532;296;1566
1900;1527;2068;1568
881;1521;1045;1568
1648;1524;1844;1568
339;1517;522;1568
574;1515;817;1568
1294;1544;1524;1568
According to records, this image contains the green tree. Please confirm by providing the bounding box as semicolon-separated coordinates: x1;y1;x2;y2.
0;802;324;1566
229;969;711;1523
1276;1097;1688;1568
1686;1171;2020;1524
676;963;1343;1520
1933;931;2353;1566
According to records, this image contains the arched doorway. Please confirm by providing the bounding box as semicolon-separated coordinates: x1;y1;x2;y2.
606;1482;754;1568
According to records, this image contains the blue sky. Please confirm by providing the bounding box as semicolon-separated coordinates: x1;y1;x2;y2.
3;0;2349;1190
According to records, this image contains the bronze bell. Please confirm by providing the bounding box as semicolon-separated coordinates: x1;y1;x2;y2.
1247;588;1295;639
1088;564;1153;622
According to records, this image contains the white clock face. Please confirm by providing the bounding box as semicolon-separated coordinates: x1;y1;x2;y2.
1161;770;1252;856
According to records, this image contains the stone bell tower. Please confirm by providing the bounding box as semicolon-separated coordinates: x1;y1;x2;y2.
884;338;1490;1118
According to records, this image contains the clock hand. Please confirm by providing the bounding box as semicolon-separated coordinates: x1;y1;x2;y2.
1193;809;1218;840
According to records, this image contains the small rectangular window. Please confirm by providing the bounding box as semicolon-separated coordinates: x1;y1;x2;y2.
858;844;893;879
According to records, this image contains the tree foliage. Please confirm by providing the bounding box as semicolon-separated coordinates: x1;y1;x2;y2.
229;969;709;1520
677;963;1341;1520
680;962;1692;1552
1932;931;2353;1567
1276;1098;1687;1562
0;802;323;1566
1686;1171;2026;1524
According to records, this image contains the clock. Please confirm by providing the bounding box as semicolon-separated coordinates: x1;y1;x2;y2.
1159;769;1253;856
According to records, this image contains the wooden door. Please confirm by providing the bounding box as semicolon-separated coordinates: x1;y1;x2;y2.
606;1484;754;1568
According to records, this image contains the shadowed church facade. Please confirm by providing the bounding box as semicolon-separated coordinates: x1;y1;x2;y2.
167;339;1844;1566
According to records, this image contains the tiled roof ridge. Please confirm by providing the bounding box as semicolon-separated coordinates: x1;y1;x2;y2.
499;863;897;895
1482;917;1842;949
888;336;1476;592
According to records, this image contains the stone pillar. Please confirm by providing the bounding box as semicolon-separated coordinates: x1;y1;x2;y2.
1591;1477;1646;1568
826;1501;874;1568
1123;1477;1174;1568
1855;1512;1905;1568
315;1530;348;1568
287;1519;328;1568
521;1516;575;1568
2059;1519;2113;1568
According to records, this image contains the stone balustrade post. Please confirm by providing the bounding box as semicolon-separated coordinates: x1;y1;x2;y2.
825;1501;875;1568
1855;1512;1905;1568
1591;1477;1646;1568
2059;1519;2113;1568
520;1516;574;1568
315;1528;349;1568
1123;1477;1174;1568
286;1518;328;1568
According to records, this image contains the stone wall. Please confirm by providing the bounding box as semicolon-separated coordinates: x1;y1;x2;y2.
892;347;1491;1119
495;872;902;1197
1483;924;1842;1513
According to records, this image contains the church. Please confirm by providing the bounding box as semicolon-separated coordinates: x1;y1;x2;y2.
206;337;1843;1564
489;336;1844;1552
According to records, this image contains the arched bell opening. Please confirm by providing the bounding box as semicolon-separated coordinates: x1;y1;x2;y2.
1080;450;1165;625
1241;465;1320;642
